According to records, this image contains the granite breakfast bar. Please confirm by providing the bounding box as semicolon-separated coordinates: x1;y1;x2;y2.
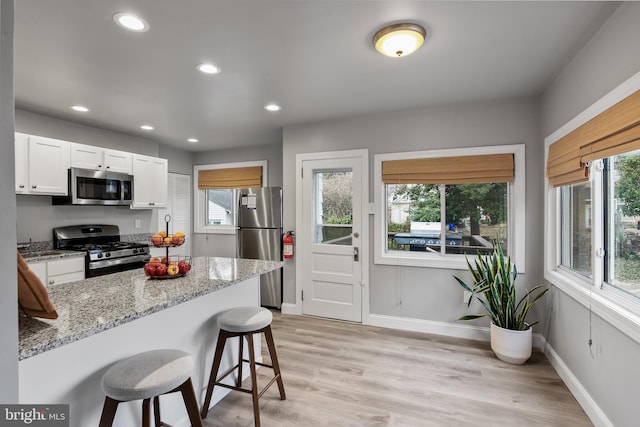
18;257;282;427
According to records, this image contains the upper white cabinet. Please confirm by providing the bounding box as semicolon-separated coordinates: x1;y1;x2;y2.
131;154;168;209
15;133;70;195
70;143;133;174
15;133;29;193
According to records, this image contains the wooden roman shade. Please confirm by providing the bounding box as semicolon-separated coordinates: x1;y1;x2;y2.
547;89;640;187
198;166;262;189
382;153;514;184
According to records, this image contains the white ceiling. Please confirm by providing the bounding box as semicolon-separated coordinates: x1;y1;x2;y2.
14;1;620;152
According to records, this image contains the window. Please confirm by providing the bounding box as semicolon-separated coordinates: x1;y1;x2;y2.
605;151;640;298
374;144;526;270
193;161;267;234
206;189;234;226
545;79;640;342
560;182;592;278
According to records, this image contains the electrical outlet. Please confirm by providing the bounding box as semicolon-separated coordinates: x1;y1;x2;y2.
463;290;472;304
134;219;141;229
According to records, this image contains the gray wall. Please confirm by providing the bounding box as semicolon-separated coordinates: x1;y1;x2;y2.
159;144;194;175
191;142;283;257
541;3;640;427
0;0;18;403
282;96;545;326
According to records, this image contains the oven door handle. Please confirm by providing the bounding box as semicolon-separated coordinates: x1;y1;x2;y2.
88;254;150;270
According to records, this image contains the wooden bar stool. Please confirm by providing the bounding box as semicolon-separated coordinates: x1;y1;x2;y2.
201;306;286;427
98;349;202;427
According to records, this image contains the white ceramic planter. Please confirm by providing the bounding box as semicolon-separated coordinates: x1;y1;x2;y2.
490;323;532;364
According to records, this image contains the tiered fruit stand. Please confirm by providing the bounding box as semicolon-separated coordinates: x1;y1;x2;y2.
144;214;191;279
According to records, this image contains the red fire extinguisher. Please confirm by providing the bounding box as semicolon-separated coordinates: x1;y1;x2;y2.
283;232;294;259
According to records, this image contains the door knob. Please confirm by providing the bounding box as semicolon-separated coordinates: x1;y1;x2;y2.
353;232;359;238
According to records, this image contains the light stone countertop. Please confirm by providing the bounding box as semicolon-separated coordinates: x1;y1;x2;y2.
19;250;86;263
18;257;283;360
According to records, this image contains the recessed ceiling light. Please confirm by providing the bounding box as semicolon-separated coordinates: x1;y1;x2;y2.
140;125;154;130
113;12;149;32
373;23;426;58
70;105;89;112
187;138;199;143
264;103;282;112
197;63;221;74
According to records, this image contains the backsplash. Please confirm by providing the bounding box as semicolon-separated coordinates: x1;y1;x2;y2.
16;195;155;243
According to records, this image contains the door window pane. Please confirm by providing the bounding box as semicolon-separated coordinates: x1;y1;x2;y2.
560;182;592;277
314;170;353;245
206;189;235;225
606;151;640;297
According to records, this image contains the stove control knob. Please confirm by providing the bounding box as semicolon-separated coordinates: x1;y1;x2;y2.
105;252;111;258
133;249;138;254
97;253;103;259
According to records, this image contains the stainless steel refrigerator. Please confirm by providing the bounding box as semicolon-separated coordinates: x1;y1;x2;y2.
237;187;283;308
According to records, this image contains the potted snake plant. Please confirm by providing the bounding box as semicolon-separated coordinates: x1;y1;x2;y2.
453;242;548;364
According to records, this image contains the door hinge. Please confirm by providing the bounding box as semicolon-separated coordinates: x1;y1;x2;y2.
301;168;303;178
301;290;304;301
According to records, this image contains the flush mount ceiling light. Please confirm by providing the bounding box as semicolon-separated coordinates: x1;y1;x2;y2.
70;105;89;112
264;103;281;112
113;12;149;32
187;138;199;143
197;63;221;75
140;124;154;131
373;23;426;58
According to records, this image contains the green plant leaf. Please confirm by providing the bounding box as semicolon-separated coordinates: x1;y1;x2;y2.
453;240;547;330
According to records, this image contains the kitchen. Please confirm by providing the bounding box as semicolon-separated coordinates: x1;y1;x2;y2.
2;1;640;426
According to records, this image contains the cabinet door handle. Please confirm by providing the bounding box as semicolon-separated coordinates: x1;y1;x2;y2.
97;164;102;168
19;184;24;188
49;280;54;285
31;185;37;189
106;166;110;169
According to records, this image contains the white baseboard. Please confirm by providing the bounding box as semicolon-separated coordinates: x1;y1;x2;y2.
367;313;546;349
544;344;612;427
280;302;298;315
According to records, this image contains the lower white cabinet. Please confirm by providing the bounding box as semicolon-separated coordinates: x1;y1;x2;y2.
27;261;47;285
28;257;85;287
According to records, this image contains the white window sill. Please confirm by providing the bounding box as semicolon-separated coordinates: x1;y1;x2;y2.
193;226;238;235
375;251;470;270
545;269;640;345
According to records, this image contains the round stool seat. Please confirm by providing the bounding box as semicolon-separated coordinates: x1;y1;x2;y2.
218;306;272;333
102;349;193;402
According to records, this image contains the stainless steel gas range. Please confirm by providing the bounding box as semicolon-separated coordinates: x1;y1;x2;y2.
53;224;150;277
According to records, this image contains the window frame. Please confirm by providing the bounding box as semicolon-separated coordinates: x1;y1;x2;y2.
193;160;268;234
544;70;640;344
374;144;526;271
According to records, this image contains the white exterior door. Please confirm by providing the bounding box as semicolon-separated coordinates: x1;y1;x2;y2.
300;154;365;322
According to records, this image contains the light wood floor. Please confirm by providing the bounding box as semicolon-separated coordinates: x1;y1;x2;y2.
201;311;592;426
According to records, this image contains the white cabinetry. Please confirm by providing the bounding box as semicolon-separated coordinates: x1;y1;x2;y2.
15;133;28;193
131;154;168;209
27;257;85;287
27;261;47;285
15;133;70;195
70;143;133;174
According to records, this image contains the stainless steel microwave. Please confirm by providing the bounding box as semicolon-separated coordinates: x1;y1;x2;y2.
52;168;134;206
